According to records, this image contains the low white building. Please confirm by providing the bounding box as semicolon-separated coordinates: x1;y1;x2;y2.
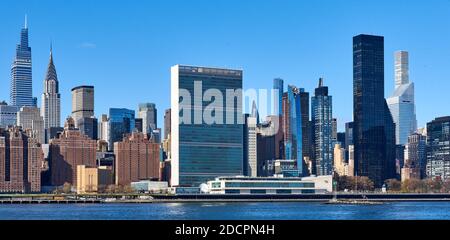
207;175;332;195
131;180;169;193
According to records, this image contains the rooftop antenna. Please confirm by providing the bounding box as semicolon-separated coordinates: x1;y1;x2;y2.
319;77;324;87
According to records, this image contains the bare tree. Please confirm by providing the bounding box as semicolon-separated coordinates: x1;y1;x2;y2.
62;182;72;194
335;175;375;192
402;179;426;193
123;185;136;194
424;177;443;193
442;179;450;193
105;184;117;194
385;179;401;192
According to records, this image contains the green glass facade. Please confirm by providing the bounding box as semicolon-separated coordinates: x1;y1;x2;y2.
174;65;243;187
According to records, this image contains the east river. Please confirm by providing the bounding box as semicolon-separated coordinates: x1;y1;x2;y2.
1;201;450;220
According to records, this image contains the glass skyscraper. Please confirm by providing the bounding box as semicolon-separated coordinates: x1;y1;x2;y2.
138;103;157;135
77;117;98;140
345;122;354;150
283;85;308;176
387;51;417;145
273;78;284;116
0;102;19;128
171;65;243;187
311;78;333;176
10;17;34;108
353;34;396;187
426;116;450;180
300;89;310;164
108;108;135;151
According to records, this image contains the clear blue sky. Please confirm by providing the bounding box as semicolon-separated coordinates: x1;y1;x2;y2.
1;0;449;131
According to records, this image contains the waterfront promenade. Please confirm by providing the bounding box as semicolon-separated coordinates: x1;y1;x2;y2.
1;193;450;204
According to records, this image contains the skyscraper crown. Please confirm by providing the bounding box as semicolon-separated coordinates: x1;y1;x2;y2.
45;46;58;82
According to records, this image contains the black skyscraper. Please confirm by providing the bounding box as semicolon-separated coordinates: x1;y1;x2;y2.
353;34;396;187
300;91;310;163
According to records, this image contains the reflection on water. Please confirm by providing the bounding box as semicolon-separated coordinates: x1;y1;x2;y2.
1;202;450;220
200;203;228;207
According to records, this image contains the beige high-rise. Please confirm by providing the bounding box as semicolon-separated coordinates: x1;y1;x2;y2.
334;143;347;176
17;106;45;144
71;86;94;126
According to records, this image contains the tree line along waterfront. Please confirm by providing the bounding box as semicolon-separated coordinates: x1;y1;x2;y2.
335;175;450;193
2;175;450;202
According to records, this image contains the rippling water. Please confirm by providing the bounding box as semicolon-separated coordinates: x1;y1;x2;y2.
1;202;450;220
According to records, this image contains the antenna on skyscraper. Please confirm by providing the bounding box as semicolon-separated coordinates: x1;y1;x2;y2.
24;14;28;29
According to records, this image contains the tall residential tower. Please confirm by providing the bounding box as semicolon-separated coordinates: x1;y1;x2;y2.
387;51;417;145
311;78;333;176
426;117;450;180
0;127;43;193
273;78;284;116
282;85;309;176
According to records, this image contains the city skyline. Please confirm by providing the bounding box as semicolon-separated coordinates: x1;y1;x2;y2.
1;1;450;131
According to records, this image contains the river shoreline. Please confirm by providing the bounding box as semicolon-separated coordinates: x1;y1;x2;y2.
2;193;450;204
2;201;450;220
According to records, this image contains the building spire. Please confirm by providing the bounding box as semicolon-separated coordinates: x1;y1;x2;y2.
24;14;28;29
319;77;324;87
251;100;260;124
50;41;53;59
44;44;58;83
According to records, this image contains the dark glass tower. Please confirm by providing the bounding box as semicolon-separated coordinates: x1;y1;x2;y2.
311;78;333;176
300;90;310;165
10;17;33;108
108;108;135;151
345;122;354;149
273;78;284;116
353;34;396;187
